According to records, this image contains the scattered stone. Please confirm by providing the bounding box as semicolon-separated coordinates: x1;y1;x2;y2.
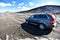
21;34;24;36
0;38;2;40
13;32;15;34
6;34;9;40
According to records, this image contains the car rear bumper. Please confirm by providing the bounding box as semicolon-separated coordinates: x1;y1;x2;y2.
53;22;57;27
49;22;57;28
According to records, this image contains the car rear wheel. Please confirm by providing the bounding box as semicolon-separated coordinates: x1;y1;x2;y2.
39;24;45;29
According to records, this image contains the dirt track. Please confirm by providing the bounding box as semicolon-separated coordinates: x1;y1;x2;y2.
0;13;60;40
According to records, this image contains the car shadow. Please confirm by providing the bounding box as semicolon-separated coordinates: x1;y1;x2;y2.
21;23;53;36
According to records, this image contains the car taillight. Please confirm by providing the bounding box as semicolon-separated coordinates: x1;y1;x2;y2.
50;16;54;25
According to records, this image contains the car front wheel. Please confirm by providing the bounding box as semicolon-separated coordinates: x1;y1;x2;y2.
26;21;28;23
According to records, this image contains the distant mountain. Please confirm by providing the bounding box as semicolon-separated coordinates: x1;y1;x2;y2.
17;5;60;14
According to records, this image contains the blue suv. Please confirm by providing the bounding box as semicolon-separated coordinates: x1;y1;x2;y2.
25;13;56;29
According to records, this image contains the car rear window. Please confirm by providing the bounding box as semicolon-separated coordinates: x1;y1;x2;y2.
47;14;52;19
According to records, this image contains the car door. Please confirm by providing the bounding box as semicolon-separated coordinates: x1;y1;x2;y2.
33;15;40;23
38;15;48;23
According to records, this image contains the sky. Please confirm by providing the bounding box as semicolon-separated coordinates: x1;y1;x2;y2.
0;0;60;12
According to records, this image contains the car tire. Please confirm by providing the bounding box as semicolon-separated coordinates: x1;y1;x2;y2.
39;24;45;30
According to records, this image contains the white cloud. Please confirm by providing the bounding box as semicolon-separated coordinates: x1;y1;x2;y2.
17;6;31;11
39;1;60;6
33;1;60;8
29;2;34;6
17;6;21;9
21;6;30;10
12;1;16;4
17;2;31;11
0;2;12;7
12;1;16;6
18;2;24;6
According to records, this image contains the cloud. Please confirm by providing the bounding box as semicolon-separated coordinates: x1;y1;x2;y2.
29;2;34;6
17;6;30;11
18;2;24;6
21;6;30;10
12;1;16;6
0;2;12;7
39;1;60;6
12;1;16;4
33;1;60;8
17;2;31;11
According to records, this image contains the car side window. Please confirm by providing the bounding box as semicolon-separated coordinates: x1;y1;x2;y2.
33;15;40;18
33;15;47;19
39;15;47;19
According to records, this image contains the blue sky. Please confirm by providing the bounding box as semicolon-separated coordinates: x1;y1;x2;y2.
0;0;60;12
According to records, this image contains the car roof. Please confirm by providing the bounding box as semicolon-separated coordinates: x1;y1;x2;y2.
33;13;48;16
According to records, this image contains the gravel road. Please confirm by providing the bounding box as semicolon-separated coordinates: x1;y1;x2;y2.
0;13;60;40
